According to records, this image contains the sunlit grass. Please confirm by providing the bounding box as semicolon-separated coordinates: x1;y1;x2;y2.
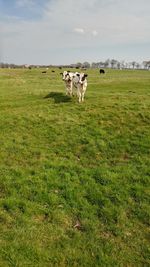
0;68;150;266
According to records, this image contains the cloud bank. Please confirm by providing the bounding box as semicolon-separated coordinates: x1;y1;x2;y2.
0;0;150;64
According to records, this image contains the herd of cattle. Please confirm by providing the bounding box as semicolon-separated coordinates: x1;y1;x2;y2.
60;70;88;103
60;69;105;103
40;68;105;103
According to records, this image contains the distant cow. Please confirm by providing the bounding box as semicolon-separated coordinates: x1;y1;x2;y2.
51;70;55;73
100;69;105;74
42;71;47;73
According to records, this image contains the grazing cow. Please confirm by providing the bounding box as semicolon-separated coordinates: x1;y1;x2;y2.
52;70;55;73
42;71;47;73
77;73;88;103
100;69;105;74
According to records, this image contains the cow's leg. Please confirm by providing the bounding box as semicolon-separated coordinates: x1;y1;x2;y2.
81;92;84;102
66;87;69;95
78;92;81;103
77;88;81;103
70;83;73;96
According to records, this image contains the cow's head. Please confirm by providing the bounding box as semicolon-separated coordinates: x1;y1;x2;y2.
79;73;88;84
60;71;70;81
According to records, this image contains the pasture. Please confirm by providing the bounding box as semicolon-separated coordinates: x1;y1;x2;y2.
0;68;150;267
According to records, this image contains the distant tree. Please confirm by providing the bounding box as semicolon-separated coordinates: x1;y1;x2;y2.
110;59;118;69
143;61;150;69
97;62;104;68
82;62;90;68
91;62;97;68
104;59;111;68
120;60;125;69
136;63;140;69
9;63;16;68
0;62;9;68
116;61;121;69
76;62;82;68
131;61;137;69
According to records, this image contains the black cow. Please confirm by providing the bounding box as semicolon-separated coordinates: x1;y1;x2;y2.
42;71;47;73
100;69;105;74
51;70;55;73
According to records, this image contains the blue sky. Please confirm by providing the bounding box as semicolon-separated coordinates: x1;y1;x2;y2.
0;0;150;64
0;0;48;20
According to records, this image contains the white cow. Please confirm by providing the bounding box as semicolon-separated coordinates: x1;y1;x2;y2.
60;71;73;96
70;72;80;96
60;70;79;96
60;71;88;102
77;73;88;103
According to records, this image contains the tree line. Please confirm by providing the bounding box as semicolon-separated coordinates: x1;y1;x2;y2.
0;60;150;70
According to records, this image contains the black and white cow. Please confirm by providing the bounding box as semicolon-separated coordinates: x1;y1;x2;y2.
60;70;73;96
60;71;88;102
77;73;88;102
100;69;105;74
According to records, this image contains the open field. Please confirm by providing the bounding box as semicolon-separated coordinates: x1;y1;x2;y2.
0;68;150;267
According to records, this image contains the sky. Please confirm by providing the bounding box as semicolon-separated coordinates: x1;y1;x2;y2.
0;0;150;65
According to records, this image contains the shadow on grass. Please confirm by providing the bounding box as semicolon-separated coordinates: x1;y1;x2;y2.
44;92;71;103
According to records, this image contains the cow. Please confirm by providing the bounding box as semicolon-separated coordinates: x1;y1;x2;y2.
70;72;80;97
60;70;73;96
51;70;55;73
65;71;88;102
66;71;81;97
100;69;105;74
77;73;88;103
42;71;47;73
60;71;88;102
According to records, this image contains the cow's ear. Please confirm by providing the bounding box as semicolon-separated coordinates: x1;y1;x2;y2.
60;72;63;75
84;74;88;77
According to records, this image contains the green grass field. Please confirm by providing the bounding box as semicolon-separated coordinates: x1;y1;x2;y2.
0;68;150;267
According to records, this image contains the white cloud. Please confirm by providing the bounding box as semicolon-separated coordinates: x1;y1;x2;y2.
1;0;150;64
92;30;98;36
74;28;85;34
